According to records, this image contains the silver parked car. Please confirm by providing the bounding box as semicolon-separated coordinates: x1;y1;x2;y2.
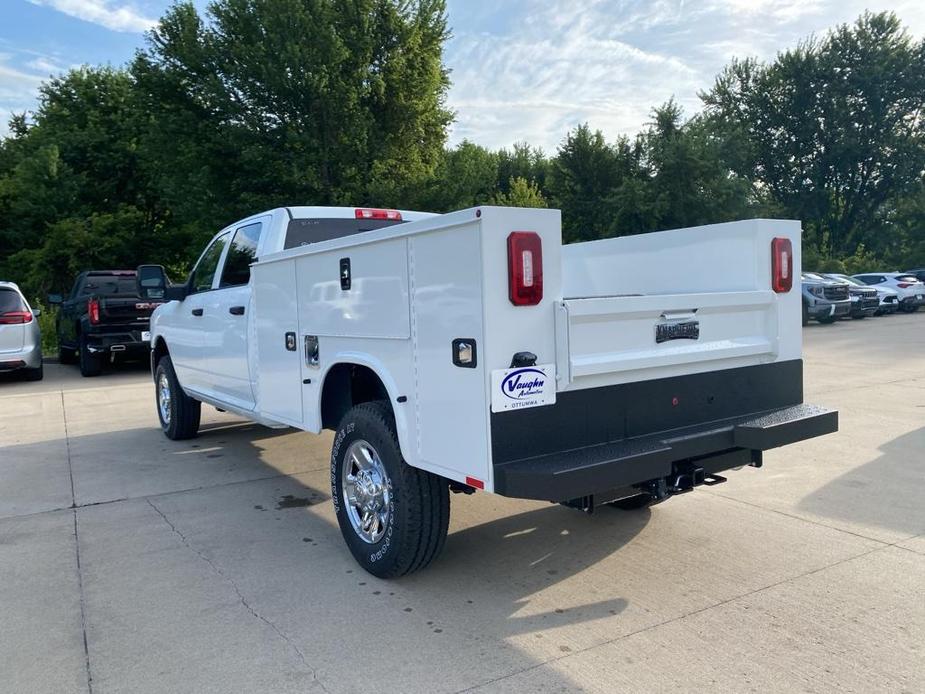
0;281;43;381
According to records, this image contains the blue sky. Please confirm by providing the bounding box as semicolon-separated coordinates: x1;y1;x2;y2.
1;0;924;151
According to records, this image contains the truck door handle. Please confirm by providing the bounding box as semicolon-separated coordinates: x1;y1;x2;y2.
191;308;203;316
229;306;245;316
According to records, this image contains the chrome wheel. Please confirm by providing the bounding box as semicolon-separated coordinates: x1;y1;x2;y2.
341;439;391;544
158;372;172;425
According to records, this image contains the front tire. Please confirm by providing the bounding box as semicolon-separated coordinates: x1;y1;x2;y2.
79;335;102;377
155;355;201;440
817;316;837;324
331;401;449;578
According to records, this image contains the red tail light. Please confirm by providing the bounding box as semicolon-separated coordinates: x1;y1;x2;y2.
771;237;793;293
897;282;913;289
0;310;32;325
508;231;543;306
88;298;100;325
355;208;402;221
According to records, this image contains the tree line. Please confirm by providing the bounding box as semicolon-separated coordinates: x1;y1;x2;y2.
1;2;924;300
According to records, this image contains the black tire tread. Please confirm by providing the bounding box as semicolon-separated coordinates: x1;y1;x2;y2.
337;402;449;578
156;355;201;440
23;362;44;381
79;335;101;377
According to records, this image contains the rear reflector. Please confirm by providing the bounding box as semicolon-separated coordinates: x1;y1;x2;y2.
507;231;543;306
465;476;484;490
771;237;793;293
355;208;402;221
88;298;100;325
0;311;32;325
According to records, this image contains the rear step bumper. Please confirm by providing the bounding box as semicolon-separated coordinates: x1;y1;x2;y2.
493;403;837;502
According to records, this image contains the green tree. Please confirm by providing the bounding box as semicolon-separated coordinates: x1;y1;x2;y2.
701;11;925;256
491;177;547;208
0;67;160;296
548;124;631;242
613;101;750;234
420;141;499;211
133;0;452;226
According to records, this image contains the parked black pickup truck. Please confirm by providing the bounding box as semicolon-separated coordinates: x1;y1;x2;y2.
50;270;166;376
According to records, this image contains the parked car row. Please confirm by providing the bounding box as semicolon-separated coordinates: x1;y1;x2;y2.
5;261;925;381
0;267;166;381
801;271;925;325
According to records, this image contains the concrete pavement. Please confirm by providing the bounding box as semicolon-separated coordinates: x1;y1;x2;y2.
1;316;923;693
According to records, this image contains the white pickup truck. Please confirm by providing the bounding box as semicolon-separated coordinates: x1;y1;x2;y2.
147;206;837;577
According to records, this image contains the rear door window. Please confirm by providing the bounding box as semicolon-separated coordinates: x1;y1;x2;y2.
190;232;231;293
219;223;262;287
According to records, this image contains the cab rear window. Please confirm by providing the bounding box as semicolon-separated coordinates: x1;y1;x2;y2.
78;276;138;297
284;218;405;249
0;288;25;312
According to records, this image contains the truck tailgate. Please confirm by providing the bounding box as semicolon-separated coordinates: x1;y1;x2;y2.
556;219;801;390
555;290;778;384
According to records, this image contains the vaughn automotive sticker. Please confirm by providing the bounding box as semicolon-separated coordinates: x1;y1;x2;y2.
490;364;556;413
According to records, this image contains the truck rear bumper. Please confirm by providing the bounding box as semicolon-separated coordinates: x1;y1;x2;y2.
493;403;836;501
490;360;837;502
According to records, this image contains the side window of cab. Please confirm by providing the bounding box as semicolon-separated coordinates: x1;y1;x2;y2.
219;222;262;288
189;232;231;293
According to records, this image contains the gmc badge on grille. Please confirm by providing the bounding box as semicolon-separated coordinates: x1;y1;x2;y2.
656;321;700;344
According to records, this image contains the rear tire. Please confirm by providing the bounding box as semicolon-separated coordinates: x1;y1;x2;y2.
58;345;77;364
801;303;809;326
155;355;200;440
331;401;449;578
23;362;44;381
79;335;102;377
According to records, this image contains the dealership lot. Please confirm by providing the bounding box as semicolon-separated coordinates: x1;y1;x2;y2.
1;316;923;693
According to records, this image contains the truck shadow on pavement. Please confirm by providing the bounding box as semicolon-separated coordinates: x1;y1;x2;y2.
797;425;925;537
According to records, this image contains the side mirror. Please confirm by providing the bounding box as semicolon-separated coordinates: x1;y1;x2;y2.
32;308;42;317
164;284;190;302
137;265;168;300
47;294;63;305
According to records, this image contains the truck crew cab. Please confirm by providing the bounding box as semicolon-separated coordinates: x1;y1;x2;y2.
148;206;837;578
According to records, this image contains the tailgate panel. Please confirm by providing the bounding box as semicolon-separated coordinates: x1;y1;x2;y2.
556;291;779;387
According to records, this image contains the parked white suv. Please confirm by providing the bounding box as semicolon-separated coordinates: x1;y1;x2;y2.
147;207;838;577
852;273;925;313
0;281;43;381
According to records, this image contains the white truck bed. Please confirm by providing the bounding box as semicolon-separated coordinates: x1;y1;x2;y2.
250;209;826;497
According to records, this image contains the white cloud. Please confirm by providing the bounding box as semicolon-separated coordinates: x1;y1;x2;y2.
445;0;925;151
28;0;157;33
0;57;45;102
